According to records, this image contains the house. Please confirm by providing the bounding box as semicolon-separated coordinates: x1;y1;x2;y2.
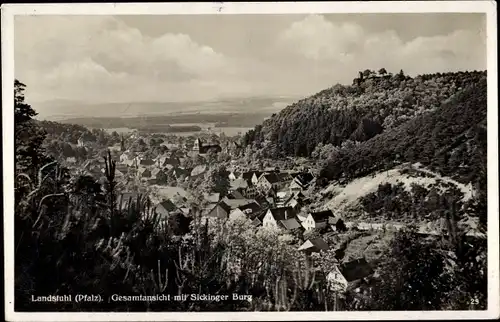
303;210;335;231
284;192;306;210
226;190;245;200
257;173;293;192
340;258;374;283
251;212;267;227
326;265;349;293
115;164;128;173
264;167;280;173
289;172;315;193
276;187;290;200
151;168;165;179
220;198;262;220
240;171;264;186
172;167;191;179
178;206;191;216
262;207;296;230
150;168;167;184
228;171;240;181
251;173;263;185
227;200;264;221
156;155;180;168
327;258;374;293
155;199;178;218
296;211;308;222
238;200;263;214
193;138;222;154
329;215;347;232
114;165;128;178
206;201;232;219
220;197;258;208
139;159;156;167
298;237;329;253
278;217;303;232
137;167;152;179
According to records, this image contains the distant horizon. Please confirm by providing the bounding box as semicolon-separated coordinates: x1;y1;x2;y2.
16;13;486;107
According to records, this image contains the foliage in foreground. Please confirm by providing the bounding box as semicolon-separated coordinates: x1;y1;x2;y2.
14;79;487;311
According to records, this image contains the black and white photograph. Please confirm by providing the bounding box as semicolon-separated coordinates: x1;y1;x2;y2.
2;2;498;321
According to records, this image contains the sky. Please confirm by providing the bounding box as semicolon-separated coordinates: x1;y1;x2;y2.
15;13;486;105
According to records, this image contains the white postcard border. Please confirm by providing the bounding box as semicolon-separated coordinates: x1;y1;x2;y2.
2;1;498;321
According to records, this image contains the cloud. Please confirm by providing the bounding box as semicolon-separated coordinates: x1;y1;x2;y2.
277;14;486;80
15;16;239;102
14;14;486;106
279;15;365;61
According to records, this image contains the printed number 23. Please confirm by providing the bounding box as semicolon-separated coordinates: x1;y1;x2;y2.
470;298;479;305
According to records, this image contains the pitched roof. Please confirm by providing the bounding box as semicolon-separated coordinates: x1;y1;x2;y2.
138;167;151;175
241;171;264;181
139;159;155;166
298;238;329;252
156;155;180;166
268;207;295;221
151;168;164;176
328;215;344;225
294;191;306;199
226;190;245;199
292;172;315;187
278;218;302;231
339;258;373;282
237;202;262;216
221;198;258;209
309;210;334;222
116;164;128;173
157;199;177;212
211;201;232;214
261;172;292;184
251;217;263;226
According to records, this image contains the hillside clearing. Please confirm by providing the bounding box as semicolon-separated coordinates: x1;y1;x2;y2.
323;163;476;212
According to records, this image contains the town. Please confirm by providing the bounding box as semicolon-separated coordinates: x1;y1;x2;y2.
11;10;489;314
40;114;482;310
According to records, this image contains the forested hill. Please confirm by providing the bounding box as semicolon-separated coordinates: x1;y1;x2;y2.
242;70;486;157
319;78;487;187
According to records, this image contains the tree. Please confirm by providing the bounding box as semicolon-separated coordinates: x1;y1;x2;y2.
362;69;372;78
378;68;387;76
364;228;454;310
14;79;51;175
201;165;230;197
